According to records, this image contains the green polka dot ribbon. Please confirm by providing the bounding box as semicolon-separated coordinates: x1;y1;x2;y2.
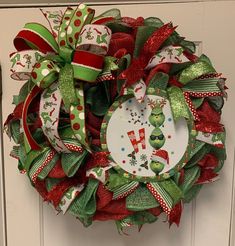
11;3;114;153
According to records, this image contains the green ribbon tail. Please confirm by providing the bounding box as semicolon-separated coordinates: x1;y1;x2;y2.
106;172;133;190
126;185;159;211
148;179;183;214
180;166;201;193
61;151;88;177
158;179;183;206
59;63;78;111
68;179;99;227
116;211;158;232
167;86;190;121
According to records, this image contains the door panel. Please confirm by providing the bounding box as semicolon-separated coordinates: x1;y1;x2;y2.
0;2;234;246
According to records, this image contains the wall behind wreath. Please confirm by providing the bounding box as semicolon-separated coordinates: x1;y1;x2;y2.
0;0;234;6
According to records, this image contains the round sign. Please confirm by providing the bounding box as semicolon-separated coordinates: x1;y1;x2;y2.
101;88;196;181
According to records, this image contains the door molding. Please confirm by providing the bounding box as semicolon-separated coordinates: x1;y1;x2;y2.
0;66;7;246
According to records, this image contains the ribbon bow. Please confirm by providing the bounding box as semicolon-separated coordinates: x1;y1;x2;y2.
10;4;114;154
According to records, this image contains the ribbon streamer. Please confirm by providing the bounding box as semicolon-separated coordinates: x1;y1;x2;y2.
40;83;69;153
59;184;85;214
167;86;190;121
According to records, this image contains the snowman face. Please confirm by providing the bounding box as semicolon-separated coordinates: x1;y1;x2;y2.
149;106;165;127
149;112;165;127
149;128;165;149
150;160;165;174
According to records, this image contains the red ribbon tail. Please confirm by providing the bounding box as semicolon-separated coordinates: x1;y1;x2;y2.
169;202;183;227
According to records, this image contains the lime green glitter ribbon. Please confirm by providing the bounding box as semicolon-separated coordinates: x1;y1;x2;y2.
167;86;190;121
58;64;78;111
179;60;215;85
68;179;99;227
167;56;218;121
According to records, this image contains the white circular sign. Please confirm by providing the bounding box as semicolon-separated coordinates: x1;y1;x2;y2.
102;94;193;180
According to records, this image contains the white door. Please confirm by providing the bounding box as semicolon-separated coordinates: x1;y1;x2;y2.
0;1;235;246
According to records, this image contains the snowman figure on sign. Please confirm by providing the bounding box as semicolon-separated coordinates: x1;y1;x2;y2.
148;98;169;174
150;149;169;174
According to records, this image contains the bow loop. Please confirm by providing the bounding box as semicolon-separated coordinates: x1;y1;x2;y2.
58;5;95;51
10;50;47;80
14;23;59;53
31;60;60;88
58;63;78;111
119;23;176;90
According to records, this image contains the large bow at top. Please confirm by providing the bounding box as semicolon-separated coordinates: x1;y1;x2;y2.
10;4;114;154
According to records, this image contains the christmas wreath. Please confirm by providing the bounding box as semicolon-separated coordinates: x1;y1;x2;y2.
5;3;227;231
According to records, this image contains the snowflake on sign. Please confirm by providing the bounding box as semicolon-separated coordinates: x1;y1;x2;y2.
129;158;137;166
140;154;147;161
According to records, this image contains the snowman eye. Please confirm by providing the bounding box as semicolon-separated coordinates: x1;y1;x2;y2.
151;113;162;117
150;134;164;141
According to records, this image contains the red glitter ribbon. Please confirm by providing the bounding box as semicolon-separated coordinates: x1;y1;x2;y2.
119;23;176;88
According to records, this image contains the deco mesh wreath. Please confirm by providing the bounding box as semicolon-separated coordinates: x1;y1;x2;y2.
5;3;227;231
